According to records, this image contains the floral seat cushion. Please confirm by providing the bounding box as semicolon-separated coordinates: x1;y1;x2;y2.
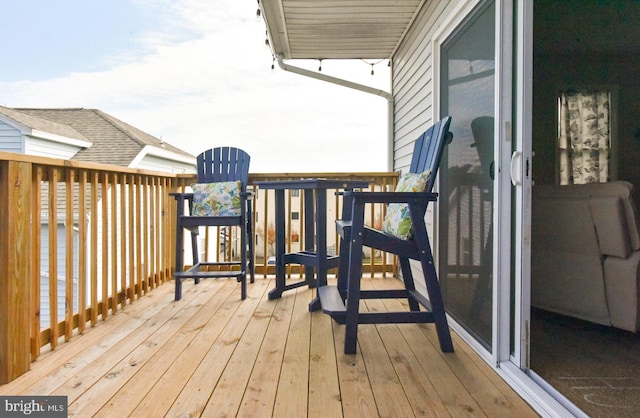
381;170;431;240
191;181;242;216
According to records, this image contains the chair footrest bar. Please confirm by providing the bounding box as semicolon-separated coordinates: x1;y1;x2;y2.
359;289;409;299
318;286;347;316
355;311;434;324
175;262;244;279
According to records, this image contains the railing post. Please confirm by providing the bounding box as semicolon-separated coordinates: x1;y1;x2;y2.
0;160;32;383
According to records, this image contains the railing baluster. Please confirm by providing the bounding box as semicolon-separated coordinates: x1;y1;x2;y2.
78;169;87;333
110;172;119;313
90;171;99;326
101;172;109;320
31;167;43;359
65;169;74;341
48;167;59;348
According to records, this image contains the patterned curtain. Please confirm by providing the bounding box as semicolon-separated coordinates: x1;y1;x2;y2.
558;91;610;184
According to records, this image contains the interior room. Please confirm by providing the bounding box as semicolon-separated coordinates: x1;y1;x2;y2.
531;1;640;416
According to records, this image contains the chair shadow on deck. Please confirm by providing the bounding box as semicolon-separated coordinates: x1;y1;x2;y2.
171;147;255;301
318;116;455;354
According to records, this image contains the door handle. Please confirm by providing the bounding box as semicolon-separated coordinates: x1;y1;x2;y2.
510;151;522;186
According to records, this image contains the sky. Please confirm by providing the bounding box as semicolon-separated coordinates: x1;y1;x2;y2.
0;0;391;173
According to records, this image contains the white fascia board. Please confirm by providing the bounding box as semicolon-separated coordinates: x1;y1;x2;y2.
30;129;93;148
129;145;196;167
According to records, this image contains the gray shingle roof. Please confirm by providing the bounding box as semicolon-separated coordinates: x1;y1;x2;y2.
13;107;194;166
0;105;89;143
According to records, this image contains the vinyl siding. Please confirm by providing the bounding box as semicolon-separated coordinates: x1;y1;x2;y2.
134;154;196;173
392;0;456;293
0;121;24;153
25;135;83;159
393;0;453;171
40;224;79;329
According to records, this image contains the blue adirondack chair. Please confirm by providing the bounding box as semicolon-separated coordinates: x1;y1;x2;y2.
318;116;454;354
171;147;255;300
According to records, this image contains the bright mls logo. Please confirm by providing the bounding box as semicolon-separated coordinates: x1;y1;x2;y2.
1;396;67;417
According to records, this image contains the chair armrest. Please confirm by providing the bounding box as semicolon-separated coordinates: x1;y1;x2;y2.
169;192;194;200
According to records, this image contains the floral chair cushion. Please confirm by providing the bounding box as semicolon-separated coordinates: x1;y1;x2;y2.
191;181;242;216
382;170;431;240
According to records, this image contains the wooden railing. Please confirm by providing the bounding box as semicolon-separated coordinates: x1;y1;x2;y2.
0;152;398;383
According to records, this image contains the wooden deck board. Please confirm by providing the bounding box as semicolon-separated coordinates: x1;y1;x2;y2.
0;276;539;417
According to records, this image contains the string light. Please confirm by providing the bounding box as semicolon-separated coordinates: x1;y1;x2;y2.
318;59;323;72
361;59;386;76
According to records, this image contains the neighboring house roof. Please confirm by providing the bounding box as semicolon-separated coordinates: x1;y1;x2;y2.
260;0;424;59
0;105;90;145
11;107;194;166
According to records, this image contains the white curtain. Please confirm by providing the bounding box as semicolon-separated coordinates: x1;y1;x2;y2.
558;91;611;185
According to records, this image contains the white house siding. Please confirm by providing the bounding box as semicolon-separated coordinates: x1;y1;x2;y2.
40;224;79;329
392;0;455;294
25;135;83;159
393;0;453;171
0;121;24;153
134;154;195;174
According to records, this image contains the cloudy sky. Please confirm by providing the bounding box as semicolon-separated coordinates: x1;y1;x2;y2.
0;0;391;172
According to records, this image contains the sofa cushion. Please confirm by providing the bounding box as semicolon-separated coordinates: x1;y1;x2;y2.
534;181;640;251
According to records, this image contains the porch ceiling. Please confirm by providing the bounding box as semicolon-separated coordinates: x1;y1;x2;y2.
259;0;425;60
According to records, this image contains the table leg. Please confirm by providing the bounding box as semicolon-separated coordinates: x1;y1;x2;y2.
303;189;316;288
309;189;328;311
268;189;286;300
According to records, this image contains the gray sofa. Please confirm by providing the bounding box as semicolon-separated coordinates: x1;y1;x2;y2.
532;181;640;332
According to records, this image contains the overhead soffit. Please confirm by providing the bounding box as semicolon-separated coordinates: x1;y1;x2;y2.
260;0;424;60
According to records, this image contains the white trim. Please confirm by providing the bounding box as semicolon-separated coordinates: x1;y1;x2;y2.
128;145;196;168
30;129;92;148
515;0;534;372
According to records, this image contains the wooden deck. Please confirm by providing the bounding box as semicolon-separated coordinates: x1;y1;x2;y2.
0;276;538;417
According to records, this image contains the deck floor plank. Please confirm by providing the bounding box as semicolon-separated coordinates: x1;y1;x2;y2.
365;298;451;417
0;276;539;418
308;309;343;418
163;278;270;417
235;287;296;418
357;301;415;418
0;282;176;396
201;280;280;417
63;281;227;415
272;287;312;418
92;280;237;418
332;320;379;418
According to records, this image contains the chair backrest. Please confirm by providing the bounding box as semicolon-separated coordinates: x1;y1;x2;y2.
409;116;453;192
196;147;251;190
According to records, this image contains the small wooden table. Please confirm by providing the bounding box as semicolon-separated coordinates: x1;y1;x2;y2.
255;179;369;310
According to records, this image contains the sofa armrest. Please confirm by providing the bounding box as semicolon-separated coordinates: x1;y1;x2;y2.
590;195;632;258
603;251;640;332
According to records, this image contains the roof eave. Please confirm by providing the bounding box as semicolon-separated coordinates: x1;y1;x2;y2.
259;0;427;61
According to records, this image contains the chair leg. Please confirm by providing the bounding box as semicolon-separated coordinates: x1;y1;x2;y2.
344;201;366;354
420;249;454;353
247;211;255;284
398;257;421;312
190;228;200;285
175;225;184;301
239;221;248;300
